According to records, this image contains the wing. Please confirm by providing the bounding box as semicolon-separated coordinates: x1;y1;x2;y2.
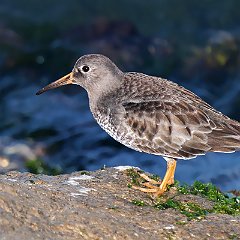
118;72;240;159
122;99;239;159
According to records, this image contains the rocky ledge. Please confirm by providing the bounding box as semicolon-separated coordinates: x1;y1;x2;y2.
0;167;239;240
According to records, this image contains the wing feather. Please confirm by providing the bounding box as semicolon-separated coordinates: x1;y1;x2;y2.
113;72;240;158
122;100;213;159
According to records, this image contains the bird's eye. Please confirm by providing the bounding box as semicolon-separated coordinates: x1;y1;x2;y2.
81;65;90;72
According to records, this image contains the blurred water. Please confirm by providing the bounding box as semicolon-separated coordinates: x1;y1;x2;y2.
0;0;240;191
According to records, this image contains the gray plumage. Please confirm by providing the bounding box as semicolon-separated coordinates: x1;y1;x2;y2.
37;54;240;161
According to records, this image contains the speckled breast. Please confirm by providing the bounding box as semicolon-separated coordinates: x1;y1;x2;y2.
92;109;140;152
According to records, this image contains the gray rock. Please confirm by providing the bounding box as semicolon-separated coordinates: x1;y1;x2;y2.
0;167;239;240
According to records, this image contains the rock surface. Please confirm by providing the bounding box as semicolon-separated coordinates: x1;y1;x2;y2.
0;167;239;240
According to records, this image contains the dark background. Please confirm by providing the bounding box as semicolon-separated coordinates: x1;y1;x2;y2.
0;0;240;191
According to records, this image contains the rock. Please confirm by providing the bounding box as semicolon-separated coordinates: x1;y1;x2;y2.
0;167;239;240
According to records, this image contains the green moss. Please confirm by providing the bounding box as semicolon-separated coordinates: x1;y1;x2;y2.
176;221;187;225
126;168;145;186
213;201;239;215
155;199;208;220
132;199;146;206
150;174;161;182
25;158;62;175
177;181;240;216
229;233;239;240
127;170;239;219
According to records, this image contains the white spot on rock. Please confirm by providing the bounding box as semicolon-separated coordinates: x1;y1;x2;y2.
70;192;82;197
71;187;96;197
164;225;175;230
78;186;96;195
66;179;79;186
112;174;118;179
114;166;140;171
66;175;96;197
66;175;94;186
7;178;17;182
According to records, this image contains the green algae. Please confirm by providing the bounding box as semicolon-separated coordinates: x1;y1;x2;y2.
176;181;240;216
126;168;145;186
127;169;240;220
155;199;208;220
132;200;146;206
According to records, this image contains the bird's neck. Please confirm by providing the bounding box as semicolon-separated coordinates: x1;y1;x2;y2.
87;75;123;109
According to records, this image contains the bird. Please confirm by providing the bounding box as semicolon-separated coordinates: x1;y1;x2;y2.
36;54;240;197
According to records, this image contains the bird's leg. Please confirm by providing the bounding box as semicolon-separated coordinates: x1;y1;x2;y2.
155;158;177;197
130;159;176;196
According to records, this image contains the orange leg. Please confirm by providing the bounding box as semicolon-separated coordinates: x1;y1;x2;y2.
155;159;177;197
131;158;177;197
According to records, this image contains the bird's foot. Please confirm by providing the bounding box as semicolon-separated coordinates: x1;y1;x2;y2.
131;170;166;195
138;172;162;185
132;185;159;193
131;181;173;196
130;160;177;197
132;180;174;196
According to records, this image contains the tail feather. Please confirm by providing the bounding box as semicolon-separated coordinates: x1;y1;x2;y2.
209;122;240;153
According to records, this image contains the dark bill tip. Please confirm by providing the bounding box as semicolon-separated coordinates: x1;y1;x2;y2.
36;89;46;95
36;73;73;96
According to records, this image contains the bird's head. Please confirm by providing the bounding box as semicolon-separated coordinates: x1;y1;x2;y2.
36;54;123;97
